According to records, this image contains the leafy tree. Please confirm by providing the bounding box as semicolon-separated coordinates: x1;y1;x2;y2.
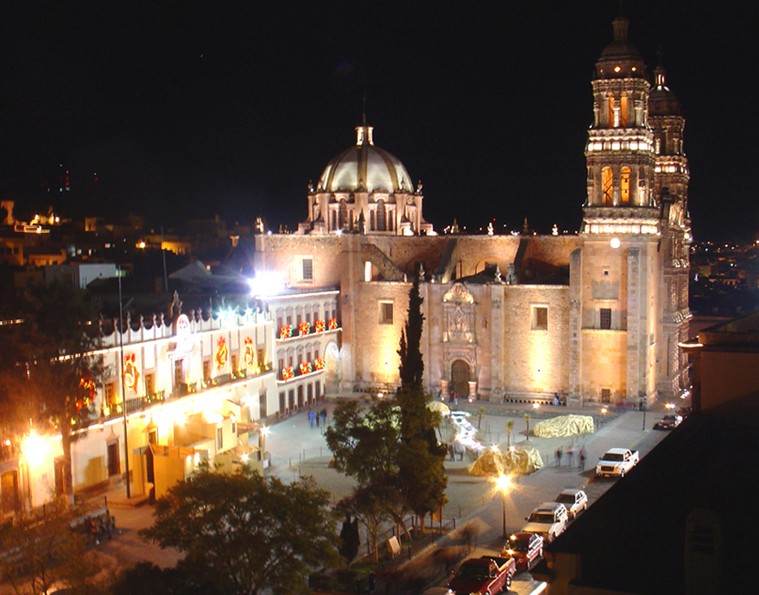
326;400;402;485
0;280;103;499
0;498;102;594
326;400;410;542
112;562;221;595
141;465;340;595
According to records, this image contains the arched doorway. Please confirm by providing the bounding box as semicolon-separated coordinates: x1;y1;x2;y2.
450;359;470;400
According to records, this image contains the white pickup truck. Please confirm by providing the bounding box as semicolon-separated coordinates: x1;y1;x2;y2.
595;448;639;478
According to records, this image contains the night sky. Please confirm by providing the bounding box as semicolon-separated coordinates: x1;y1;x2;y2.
0;1;755;242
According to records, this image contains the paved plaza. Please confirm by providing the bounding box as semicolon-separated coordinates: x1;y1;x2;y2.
1;396;670;593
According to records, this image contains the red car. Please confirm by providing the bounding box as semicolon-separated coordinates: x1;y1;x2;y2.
502;532;544;572
448;556;516;594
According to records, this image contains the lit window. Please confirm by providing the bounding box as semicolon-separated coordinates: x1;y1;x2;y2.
602;167;613;206
620;166;631;204
379;301;394;325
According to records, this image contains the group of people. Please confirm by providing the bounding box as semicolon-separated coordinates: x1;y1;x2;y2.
308;407;328;429
554;444;588;470
83;513;116;546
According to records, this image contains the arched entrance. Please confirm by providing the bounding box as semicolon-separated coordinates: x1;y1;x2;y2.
450;359;470;400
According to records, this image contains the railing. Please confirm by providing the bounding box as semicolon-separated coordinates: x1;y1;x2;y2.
124;390;166;414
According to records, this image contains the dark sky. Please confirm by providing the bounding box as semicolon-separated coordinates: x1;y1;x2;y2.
0;1;755;242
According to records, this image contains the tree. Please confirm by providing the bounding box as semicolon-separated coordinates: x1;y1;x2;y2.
141;465;340;595
0;499;103;595
326;400;410;543
397;266;425;392
0;281;103;499
396;264;447;531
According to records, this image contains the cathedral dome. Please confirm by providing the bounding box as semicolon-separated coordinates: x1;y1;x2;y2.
317;124;414;194
596;16;646;79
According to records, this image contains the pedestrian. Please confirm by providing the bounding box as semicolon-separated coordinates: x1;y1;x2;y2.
448;443;455;461
315;411;320;428
320;408;327;426
308;409;315;428
579;445;587;471
553;392;560;406
566;444;575;467
555;446;562;467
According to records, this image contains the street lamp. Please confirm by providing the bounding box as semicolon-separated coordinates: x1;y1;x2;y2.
493;474;511;538
118;272;131;499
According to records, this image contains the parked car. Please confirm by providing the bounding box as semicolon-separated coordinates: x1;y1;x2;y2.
654;414;682;430
502;531;543;572
448;556;516;594
554;488;588;520
522;502;569;542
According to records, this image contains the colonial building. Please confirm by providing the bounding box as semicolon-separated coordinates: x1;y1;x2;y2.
1;289;340;515
254;15;691;406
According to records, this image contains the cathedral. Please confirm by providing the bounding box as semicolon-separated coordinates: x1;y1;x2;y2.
254;15;692;407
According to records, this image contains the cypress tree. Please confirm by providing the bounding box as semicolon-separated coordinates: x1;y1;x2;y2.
397;263;447;531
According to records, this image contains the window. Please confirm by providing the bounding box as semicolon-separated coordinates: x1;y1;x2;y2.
105;382;116;410
301;257;313;281
379;301;394;325
619;95;628;127
145;373;155;396
600;308;612;330
602;167;613;206
531;306;548;330
620;166;631;204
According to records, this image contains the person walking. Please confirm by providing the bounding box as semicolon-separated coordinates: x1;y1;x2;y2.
555;446;563;467
566;445;575;467
308;408;315;428
579;445;587;471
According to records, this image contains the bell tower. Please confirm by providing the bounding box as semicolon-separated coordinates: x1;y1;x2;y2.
650;63;692;399
583;16;659;236
570;16;667;406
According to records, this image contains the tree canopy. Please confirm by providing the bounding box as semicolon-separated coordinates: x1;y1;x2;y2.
0;280;103;495
141;465;340;595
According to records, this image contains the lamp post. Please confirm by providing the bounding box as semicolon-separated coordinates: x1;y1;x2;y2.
258;425;269;468
118;272;131;498
640;396;647;431
494;474;511;538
